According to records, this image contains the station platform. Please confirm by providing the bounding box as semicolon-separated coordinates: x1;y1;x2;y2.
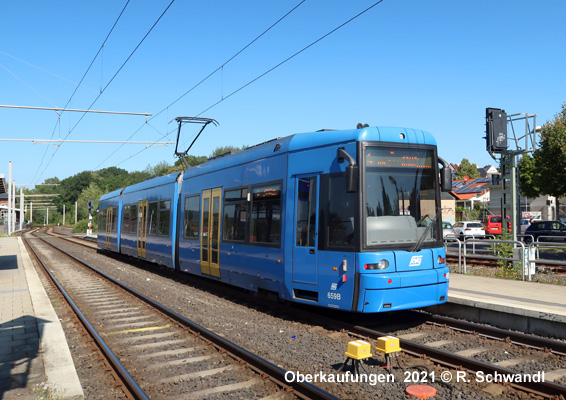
0;237;83;399
426;273;566;339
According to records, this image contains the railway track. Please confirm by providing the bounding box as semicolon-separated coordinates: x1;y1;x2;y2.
33;227;566;399
23;229;338;400
44;226;98;250
322;312;566;398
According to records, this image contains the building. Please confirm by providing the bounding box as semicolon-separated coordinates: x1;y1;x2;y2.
451;176;492;211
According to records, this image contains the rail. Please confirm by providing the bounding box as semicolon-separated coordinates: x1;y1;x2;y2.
37;230;339;400
23;235;149;400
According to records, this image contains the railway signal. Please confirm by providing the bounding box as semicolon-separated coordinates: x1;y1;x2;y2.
485;108;508;153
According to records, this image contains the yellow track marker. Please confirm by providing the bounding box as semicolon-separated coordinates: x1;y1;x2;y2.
105;324;171;336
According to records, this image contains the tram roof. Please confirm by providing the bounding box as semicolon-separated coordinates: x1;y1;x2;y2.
183;126;436;179
122;172;181;196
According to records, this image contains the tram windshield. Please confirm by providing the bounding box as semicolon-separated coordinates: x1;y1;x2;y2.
364;146;441;248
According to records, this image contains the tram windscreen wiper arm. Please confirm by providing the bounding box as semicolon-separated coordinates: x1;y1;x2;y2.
410;210;441;253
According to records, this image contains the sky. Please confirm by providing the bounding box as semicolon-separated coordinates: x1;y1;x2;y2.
1;0;565;187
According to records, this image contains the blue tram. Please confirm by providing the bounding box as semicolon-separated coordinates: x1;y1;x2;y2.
98;126;452;313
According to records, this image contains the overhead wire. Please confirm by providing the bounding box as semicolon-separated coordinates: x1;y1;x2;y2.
94;0;307;170
31;0;131;184
0;63;58;108
196;0;385;116
35;0;176;183
110;0;386;168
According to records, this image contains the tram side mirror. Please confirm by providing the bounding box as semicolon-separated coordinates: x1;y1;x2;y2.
346;165;359;193
338;147;359;193
440;166;452;192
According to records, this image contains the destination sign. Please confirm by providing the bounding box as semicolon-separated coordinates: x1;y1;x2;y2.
365;148;433;169
253;185;281;199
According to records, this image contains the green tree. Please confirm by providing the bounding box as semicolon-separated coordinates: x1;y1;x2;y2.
209;145;245;158
56;171;93;208
77;182;105;222
144;161;171;177
455;158;480;180
519;102;566;214
518;154;540;198
167;155;208;173
93;167;129;192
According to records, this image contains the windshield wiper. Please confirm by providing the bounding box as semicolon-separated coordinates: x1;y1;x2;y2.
410;209;442;253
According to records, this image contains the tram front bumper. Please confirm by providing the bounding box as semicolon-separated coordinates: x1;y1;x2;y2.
356;268;449;313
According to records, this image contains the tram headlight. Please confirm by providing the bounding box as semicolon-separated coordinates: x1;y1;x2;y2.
364;260;389;270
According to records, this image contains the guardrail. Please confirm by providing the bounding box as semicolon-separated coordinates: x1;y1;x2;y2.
445;236;526;281
527;239;566;274
445;234;566;281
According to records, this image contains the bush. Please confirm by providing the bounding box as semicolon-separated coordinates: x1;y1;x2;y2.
491;233;522;280
72;219;97;233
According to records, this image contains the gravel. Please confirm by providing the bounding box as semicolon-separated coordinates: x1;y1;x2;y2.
35;231;559;399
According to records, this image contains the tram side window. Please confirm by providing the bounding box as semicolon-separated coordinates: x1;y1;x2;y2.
148;202;158;236
158;200;170;237
184;196;200;239
296;177;316;247
129;204;138;234
223;188;248;242
250;184;282;245
99;209;107;233
122;205;131;233
123;204;138;234
319;174;356;249
111;207;118;232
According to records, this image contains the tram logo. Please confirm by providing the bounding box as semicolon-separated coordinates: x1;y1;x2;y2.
409;255;423;267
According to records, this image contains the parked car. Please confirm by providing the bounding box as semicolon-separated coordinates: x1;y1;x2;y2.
524;220;566;242
452;221;486;239
442;221;456;238
520;218;541;234
485;215;511;235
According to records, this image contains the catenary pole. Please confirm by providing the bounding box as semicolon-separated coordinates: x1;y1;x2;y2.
19;188;23;230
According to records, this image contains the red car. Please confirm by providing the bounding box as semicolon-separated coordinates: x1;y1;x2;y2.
485;215;512;235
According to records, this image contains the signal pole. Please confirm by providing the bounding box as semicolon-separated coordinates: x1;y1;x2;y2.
486;109;538;242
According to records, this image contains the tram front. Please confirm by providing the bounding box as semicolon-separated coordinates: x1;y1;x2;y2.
354;142;451;312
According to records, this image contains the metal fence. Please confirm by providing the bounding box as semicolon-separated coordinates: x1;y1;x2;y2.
445;235;566;281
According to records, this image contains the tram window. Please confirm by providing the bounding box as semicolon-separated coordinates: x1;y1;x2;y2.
296;177;316;247
184;196;200;239
148;202;158;236
129;204;138;234
250;184;282;246
223;188;248;242
122;205;130;233
328;176;354;246
319;174;355;249
122;206;130;232
158;200;171;237
99;209;107;232
122;204;136;234
111;207;118;232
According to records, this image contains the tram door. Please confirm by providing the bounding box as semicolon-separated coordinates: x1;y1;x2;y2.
137;200;148;258
293;176;319;284
200;188;221;278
